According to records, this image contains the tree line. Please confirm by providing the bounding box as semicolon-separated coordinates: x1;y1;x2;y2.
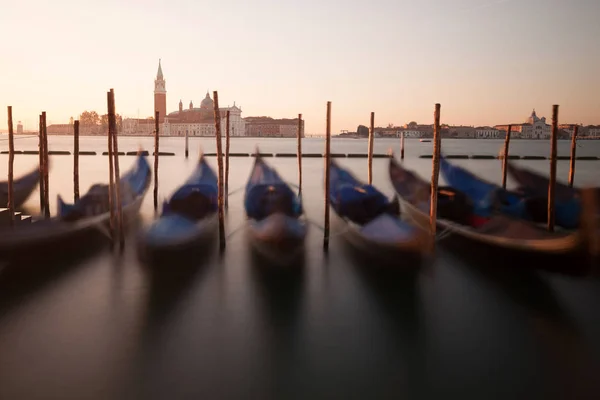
78;111;155;131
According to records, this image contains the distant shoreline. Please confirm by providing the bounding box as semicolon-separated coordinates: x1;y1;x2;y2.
0;132;597;140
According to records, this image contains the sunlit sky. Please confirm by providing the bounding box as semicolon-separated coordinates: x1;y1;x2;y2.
1;0;599;134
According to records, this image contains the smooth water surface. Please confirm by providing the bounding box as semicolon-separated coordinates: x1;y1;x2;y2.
0;137;599;399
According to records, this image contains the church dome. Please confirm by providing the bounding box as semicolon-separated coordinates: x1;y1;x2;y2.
200;92;214;110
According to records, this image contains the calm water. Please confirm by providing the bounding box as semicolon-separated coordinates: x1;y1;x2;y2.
0;137;599;400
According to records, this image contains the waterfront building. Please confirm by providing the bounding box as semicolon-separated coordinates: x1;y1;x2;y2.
244;116;304;137
475;126;504;139
495;109;551;139
122;118;155;135
152;60;245;137
447;126;476;138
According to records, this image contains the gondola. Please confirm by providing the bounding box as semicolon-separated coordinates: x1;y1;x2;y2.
137;154;218;263
389;156;590;275
0;152;151;262
440;155;585;230
0;165;41;209
506;162;599;229
244;152;307;265
329;160;428;263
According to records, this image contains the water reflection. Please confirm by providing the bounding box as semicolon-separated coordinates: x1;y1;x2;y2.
345;251;427;398
249;248;306;398
0;239;106;320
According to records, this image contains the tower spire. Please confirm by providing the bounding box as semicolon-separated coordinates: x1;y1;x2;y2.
157;59;163;80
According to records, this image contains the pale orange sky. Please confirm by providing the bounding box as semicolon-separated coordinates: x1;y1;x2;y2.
1;0;599;134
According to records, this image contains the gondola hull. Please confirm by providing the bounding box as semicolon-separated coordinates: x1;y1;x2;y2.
247;213;307;266
138;213;219;263
0;189;146;262
137;156;219;265
333;212;427;267
0;167;40;209
390;158;590;275
244;152;307;266
328;159;427;266
0;155;151;263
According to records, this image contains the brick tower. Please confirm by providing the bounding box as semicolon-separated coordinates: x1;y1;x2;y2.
154;59;166;124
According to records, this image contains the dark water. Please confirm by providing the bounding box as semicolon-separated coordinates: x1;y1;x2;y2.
0;137;599;399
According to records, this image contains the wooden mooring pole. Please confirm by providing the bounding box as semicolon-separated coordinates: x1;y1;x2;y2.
323;102;332;251
225;110;230;209
7;106;15;226
212;91;226;251
548;105;558;232
568;125;578;188
108;89;124;250
400;131;405;160
501;124;512;189
154;111;160;212
185;130;189;159
74;120;80;201
107;94;116;246
41;112;50;219
429;104;442;251
368;112;374;185
38;114;45;211
297;113;303;193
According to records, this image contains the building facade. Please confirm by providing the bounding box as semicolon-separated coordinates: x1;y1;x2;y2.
495;109;551;139
154;60;166;125
122;118;155;135
152;61;245;137
244;117;304;137
475;126;505;139
162;93;245;137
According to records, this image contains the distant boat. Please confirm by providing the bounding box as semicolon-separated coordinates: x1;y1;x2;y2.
419;139;431;143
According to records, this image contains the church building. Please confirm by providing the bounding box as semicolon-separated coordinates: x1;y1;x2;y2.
153;60;245;136
495;109;551;139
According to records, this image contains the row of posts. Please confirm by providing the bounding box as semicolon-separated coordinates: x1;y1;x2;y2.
2;101;592;256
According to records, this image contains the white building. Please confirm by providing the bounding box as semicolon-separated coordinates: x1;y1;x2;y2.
495;109;551;139
162;93;245;137
475;126;504;139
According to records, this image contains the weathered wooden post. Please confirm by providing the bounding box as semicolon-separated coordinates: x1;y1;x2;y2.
41;112;50;219
324;102;332;251
73;120;80;201
154;111;160;212
568;125;578;188
501;124;512;189
297;113;303;193
548;105;558;232
38;114;45;210
225;110;230;209
368;112;375;184
400;130;405;160
108;89;124;250
7;106;15;226
185;130;189;158
107;96;116;245
212;91;226;251
429;104;442;251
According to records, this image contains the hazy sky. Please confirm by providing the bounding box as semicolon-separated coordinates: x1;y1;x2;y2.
1;0;598;134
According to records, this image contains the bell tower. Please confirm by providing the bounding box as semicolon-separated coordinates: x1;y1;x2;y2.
154;59;167;124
